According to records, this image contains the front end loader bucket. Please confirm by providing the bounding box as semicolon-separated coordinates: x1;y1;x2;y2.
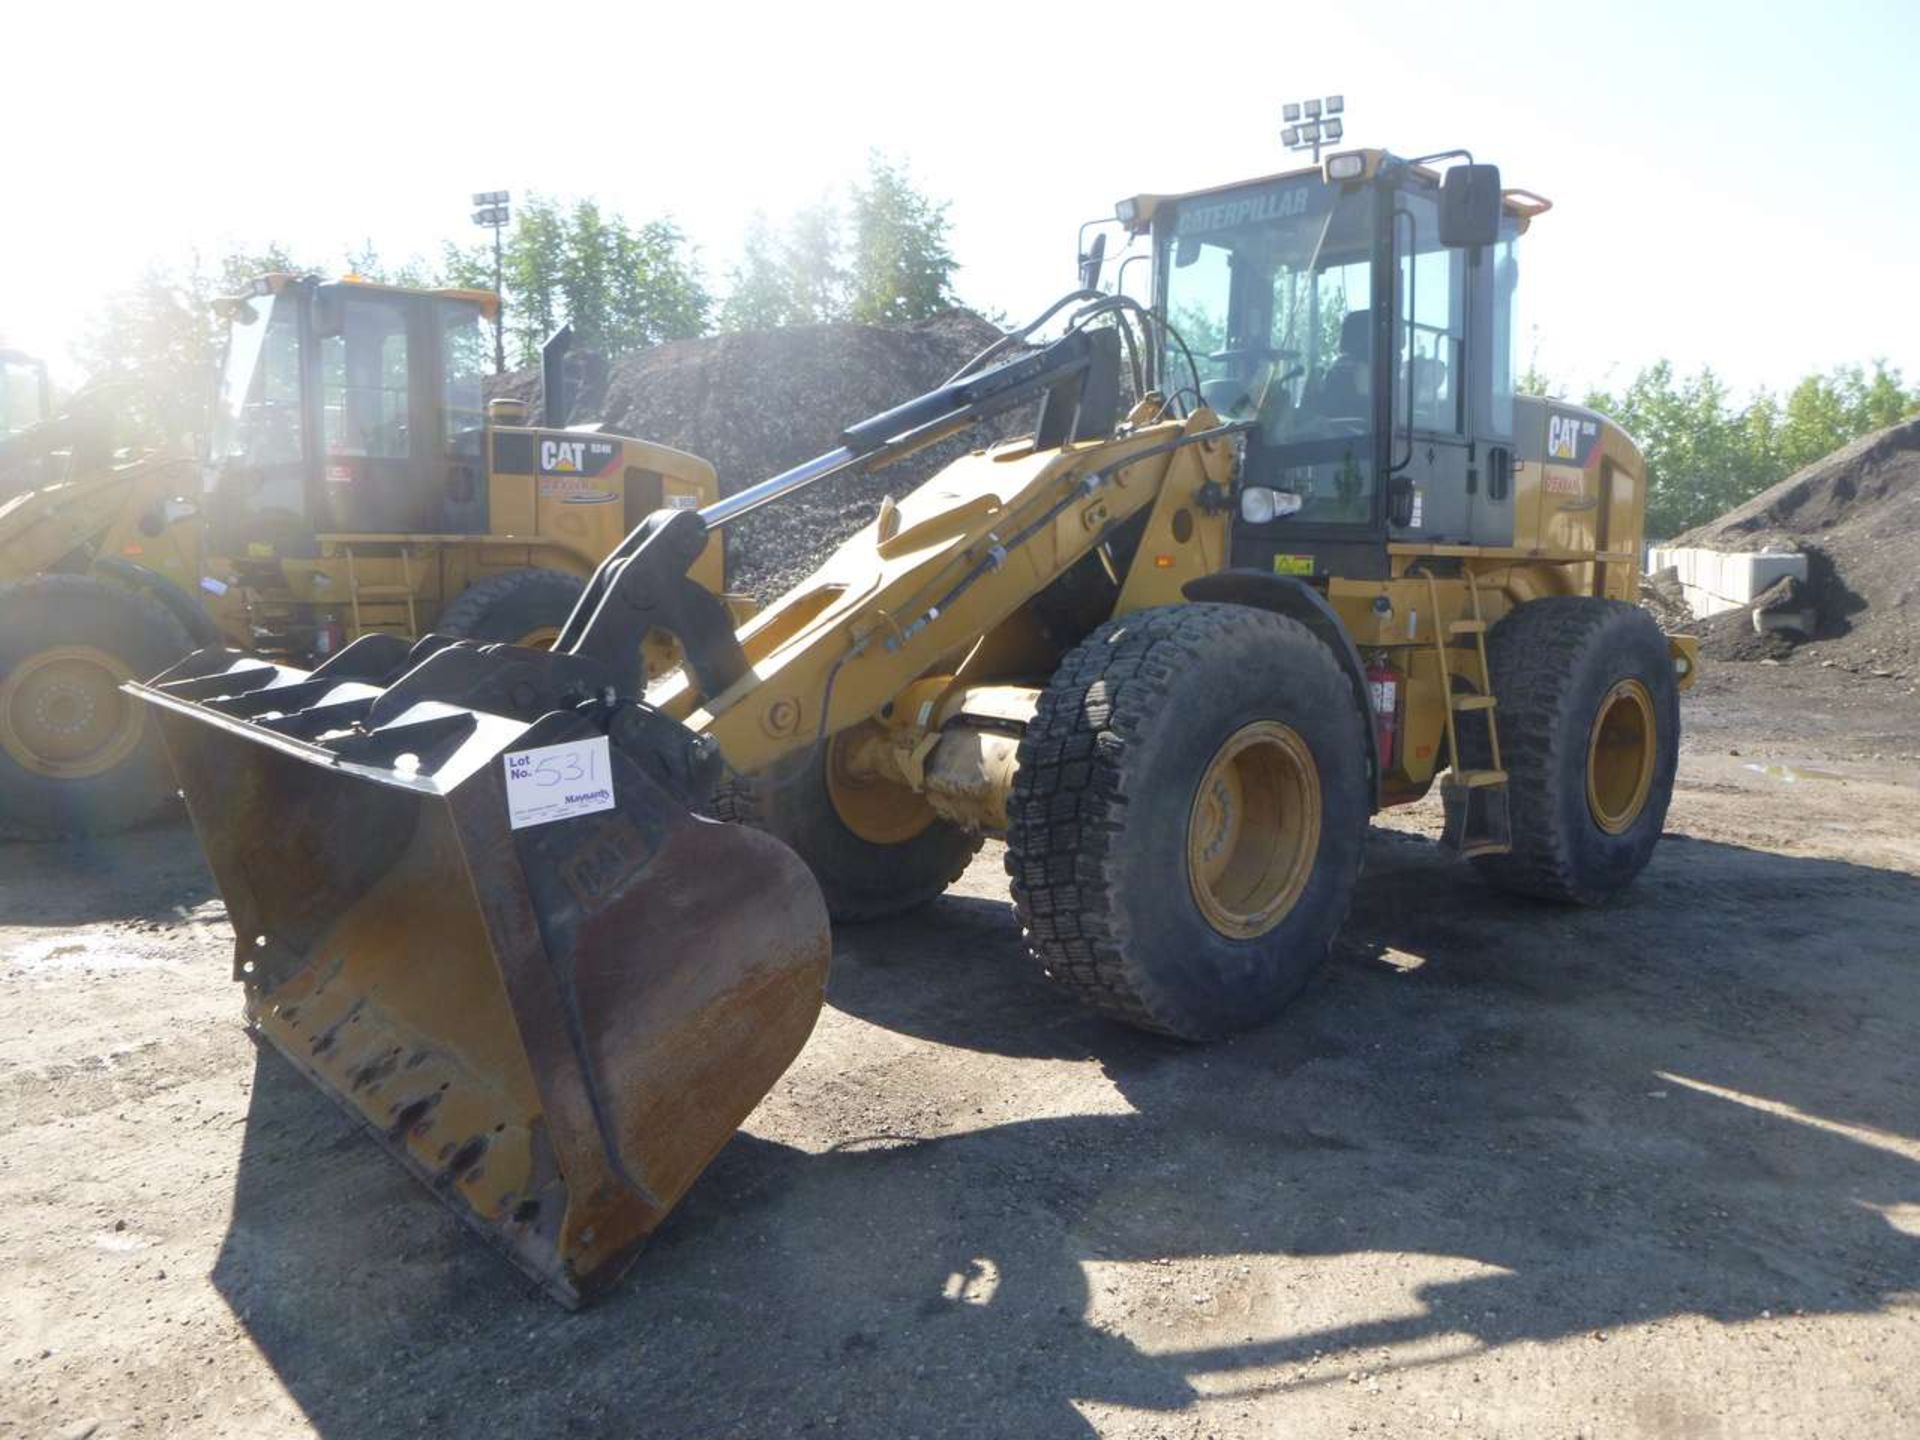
128;633;829;1306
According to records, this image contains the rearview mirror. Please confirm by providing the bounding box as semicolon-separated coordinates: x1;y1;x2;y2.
1438;164;1502;248
1079;231;1107;291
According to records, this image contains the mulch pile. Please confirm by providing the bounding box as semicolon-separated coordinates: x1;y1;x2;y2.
1665;417;1920;675
511;318;1919;684
498;310;1023;598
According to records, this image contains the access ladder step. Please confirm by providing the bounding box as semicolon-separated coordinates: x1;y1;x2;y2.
1447;619;1487;636
1447;768;1508;789
1452;694;1498;712
352;585;417;598
1442;773;1513;856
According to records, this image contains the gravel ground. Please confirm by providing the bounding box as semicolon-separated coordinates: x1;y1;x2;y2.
2;662;1917;1439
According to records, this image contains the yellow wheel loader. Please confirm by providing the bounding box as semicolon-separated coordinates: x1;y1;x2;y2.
131;147;1699;1305
0;277;724;837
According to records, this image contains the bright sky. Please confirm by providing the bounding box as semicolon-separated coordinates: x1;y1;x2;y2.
8;0;1917;397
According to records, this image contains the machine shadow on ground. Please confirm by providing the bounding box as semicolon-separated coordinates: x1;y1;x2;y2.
0;817;216;928
208;829;1920;1437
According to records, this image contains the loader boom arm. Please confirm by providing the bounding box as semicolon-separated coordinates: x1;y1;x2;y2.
552;326;1125;699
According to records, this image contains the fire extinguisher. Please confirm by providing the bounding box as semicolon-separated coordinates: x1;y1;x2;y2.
1364;654;1400;774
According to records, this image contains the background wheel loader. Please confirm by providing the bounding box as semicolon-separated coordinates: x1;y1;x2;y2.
1;347;52;442
132;146;1700;1305
0;276;728;837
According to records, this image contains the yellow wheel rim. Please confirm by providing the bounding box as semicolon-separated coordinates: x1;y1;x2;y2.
0;644;145;780
1186;720;1321;940
1586;678;1656;834
515;625;562;649
825;724;936;846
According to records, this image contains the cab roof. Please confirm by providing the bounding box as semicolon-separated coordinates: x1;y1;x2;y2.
1115;148;1551;237
239;272;500;320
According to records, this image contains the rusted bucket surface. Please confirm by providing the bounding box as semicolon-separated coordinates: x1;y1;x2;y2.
129;638;829;1306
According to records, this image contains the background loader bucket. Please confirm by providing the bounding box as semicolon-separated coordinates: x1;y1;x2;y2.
130;644;830;1306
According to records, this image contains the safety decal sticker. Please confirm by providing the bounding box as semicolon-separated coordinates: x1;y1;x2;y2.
1271;554;1314;576
537;474;618;503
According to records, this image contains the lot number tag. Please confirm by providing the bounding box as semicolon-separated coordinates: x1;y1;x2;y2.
504;737;617;830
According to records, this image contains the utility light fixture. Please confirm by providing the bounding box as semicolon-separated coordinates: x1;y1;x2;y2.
1283;95;1346;162
470;190;512;375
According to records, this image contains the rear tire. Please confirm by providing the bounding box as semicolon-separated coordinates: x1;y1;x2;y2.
717;737;982;923
438;567;585;647
0;573;194;839
1468;596;1679;904
1006;603;1369;1040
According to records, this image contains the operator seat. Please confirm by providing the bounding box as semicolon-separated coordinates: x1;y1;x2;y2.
1311;310;1372;419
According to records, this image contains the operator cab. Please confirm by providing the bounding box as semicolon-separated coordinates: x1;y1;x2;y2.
208;275;496;555
0;349;51;441
1123;149;1538;579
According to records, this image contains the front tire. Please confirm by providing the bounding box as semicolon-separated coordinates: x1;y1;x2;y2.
1469;596;1679;904
438;567;585;648
0;573;194;838
717;731;983;923
1006;603;1369;1040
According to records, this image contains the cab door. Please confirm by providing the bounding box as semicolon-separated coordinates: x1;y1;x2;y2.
317;288;433;533
1385;185;1475;544
431;298;492;534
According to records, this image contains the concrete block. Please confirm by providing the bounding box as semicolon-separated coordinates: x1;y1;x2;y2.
1647;545;1808;619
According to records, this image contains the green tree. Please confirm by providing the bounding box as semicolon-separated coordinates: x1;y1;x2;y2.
847;152;956;324
559;200;618;351
70;245;317;446
492;196;710;363
439;239;494;293
501;195;569;365
1855;360;1914;431
606;218;710;347
720;213;799;331
343;241;434;288
1585;363;1757;537
69;268;210;444
781;201;848;324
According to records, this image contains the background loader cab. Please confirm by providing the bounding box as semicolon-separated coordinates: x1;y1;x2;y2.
1127;149;1535;578
0;275;727;840
209;276;496;551
0;349;51;441
200;273;724;655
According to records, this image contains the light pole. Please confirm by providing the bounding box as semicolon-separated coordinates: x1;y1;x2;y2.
1282;95;1345;164
471;191;510;375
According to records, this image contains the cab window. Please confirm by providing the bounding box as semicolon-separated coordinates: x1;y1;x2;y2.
1489;224;1520;438
212;296;305;466
439;302;490;448
1159;175;1375;441
1394;188;1468;435
1;359;45;438
322;295;412;458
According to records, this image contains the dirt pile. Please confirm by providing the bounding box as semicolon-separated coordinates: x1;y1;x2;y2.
1638;570;1695;633
500;310;1019;598
1669;417;1920;674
